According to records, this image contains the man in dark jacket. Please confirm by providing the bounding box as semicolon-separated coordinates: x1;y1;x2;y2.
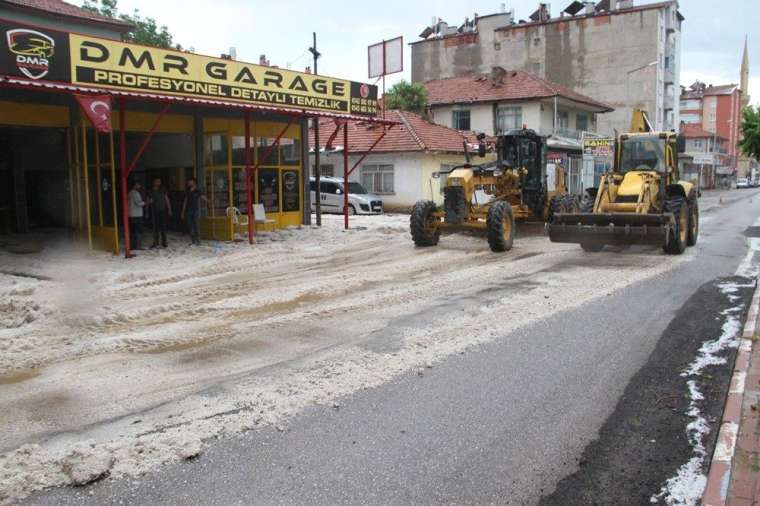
148;178;172;249
181;178;206;246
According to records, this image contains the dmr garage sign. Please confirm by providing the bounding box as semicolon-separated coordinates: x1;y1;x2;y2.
0;20;379;117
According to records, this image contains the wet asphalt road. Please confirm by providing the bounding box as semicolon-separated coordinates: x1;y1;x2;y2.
30;189;760;505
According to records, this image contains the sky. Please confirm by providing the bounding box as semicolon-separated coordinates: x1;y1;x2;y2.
75;0;758;106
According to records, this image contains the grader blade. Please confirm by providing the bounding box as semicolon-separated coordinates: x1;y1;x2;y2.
547;213;672;247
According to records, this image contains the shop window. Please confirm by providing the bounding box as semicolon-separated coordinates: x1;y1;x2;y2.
207;169;230;217
258;138;280;166
231;136;255;166
282;169;300;212
361;164;394;194
496;106;522;134
281;138;302;165
232;168;249;212
258;169;280;212
452;110;471;131
204;134;228;166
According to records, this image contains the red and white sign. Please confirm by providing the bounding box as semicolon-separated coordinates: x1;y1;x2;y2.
74;94;112;133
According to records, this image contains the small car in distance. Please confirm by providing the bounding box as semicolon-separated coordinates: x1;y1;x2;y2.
737;178;750;189
309;177;384;215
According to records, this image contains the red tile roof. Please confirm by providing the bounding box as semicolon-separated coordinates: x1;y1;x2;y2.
424;70;613;111
682;123;726;140
681;83;739;100
310;110;476;155
0;0;133;31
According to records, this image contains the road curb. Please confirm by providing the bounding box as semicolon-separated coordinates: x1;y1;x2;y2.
702;282;760;506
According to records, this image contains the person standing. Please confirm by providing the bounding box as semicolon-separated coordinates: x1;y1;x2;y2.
148;178;172;249
181;178;206;246
128;180;146;250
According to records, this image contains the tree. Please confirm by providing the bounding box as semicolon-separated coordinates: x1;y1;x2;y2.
384;80;428;113
740;106;760;160
82;0;183;50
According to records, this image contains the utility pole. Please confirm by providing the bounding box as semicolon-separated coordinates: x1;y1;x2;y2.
309;32;322;226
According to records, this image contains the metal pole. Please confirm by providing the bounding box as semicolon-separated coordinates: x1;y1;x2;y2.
382;40;386;121
343;122;349;230
119;98;131;259
109;129;119;253
309;32;322;226
81;122;93;250
244;110;254;245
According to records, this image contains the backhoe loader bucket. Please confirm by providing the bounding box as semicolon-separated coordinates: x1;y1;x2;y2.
547;213;672;247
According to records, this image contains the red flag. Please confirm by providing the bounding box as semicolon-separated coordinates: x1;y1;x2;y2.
74;94;112;133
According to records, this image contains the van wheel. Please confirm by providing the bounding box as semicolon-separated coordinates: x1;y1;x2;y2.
348;205;357;215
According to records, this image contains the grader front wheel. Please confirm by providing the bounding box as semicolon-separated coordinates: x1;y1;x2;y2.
410;200;441;247
487;201;515;252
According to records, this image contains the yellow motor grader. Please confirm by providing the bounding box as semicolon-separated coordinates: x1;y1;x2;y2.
410;129;578;252
547;128;698;254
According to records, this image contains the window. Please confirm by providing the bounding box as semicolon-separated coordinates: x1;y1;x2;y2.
452;110;471;131
318;164;334;177
496;106;522;134
557;111;569;129
281;138;301;165
576;113;589;132
231;136;254;166
361;164;394;194
320;181;341;194
694;139;703;149
258;169;280;212
204;134;227;166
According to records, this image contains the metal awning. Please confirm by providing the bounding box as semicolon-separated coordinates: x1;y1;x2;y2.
0;75;400;126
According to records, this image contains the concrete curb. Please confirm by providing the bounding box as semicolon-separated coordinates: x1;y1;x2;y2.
702;283;760;506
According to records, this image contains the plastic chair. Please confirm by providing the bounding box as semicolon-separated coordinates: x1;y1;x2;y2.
253;204;276;232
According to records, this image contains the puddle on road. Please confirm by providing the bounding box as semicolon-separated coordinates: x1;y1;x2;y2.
0;369;41;385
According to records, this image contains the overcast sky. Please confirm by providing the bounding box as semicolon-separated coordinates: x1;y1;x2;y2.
75;0;757;106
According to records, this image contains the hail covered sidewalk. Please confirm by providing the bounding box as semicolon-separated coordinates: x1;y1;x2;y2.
704;279;760;506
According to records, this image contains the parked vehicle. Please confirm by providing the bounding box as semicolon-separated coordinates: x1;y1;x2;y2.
737;178;750;189
309;177;384;215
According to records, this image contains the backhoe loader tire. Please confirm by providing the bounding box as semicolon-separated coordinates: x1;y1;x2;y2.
410;200;440;247
687;194;699;247
663;196;688;255
549;196;564;223
487;201;515;252
580;194;595;213
563;194;580;213
580;241;604;253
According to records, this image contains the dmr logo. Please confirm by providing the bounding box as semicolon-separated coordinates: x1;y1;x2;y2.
6;29;55;80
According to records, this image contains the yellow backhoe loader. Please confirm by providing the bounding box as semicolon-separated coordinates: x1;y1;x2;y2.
547;111;698;254
411;129;578;252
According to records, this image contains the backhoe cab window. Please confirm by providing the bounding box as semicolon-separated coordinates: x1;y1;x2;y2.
620;136;666;173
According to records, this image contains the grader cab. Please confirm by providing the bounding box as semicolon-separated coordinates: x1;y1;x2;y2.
547;130;699;254
410;129;577;252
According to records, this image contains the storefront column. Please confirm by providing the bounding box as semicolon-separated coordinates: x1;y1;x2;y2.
301;120;311;226
193;111;205;194
11;150;28;233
